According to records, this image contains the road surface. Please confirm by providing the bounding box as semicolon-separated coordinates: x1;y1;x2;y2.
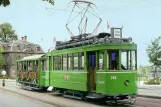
0;89;55;107
1;80;161;107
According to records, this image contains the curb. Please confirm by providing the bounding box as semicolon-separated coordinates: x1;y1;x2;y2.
0;87;68;107
138;94;161;99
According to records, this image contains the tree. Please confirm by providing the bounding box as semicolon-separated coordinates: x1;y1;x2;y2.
146;36;161;80
0;0;10;7
42;0;55;5
0;0;55;7
0;23;18;43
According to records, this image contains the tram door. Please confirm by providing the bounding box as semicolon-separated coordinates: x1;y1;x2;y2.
87;51;96;91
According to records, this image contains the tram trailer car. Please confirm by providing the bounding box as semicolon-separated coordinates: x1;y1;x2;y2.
16;54;49;90
17;28;137;103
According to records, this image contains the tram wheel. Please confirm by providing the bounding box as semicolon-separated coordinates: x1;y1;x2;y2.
128;96;136;105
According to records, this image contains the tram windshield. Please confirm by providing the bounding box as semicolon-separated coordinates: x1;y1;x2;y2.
108;50;137;70
97;50;137;71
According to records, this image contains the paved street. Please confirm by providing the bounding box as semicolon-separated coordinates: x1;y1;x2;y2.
138;85;161;98
1;79;161;107
136;97;161;107
0;89;55;107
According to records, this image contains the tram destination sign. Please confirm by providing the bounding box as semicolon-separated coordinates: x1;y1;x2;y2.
111;28;122;39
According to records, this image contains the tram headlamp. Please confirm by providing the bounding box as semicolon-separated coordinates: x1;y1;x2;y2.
128;37;132;42
125;80;130;86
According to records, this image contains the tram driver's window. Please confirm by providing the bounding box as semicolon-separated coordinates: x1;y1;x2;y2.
132;50;137;70
109;50;127;70
111;52;119;70
121;51;128;70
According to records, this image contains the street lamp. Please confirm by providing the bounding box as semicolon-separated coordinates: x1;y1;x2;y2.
1;70;6;76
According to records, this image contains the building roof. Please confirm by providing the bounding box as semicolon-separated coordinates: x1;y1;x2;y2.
0;36;44;53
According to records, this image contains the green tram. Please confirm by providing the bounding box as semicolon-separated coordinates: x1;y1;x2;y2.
17;54;49;89
17;28;137;103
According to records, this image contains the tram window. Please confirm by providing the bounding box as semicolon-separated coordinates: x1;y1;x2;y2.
120;50;137;70
121;51;128;70
28;61;32;72
107;53;109;70
22;63;24;72
22;62;27;72
54;55;62;70
98;51;104;70
41;60;47;71
63;55;67;70
73;53;78;70
79;53;84;70
126;50;133;70
34;61;38;72
109;51;118;70
49;56;52;71
109;50;126;70
68;54;73;70
132;51;137;70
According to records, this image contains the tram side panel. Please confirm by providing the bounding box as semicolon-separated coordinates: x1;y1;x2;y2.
96;71;137;95
50;71;88;91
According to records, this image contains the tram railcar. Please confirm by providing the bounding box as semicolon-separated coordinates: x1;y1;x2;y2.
17;28;137;103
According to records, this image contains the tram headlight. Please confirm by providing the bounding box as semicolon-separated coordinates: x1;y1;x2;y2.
124;80;130;86
128;37;132;42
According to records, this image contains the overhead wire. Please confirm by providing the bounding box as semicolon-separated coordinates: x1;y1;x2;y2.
108;0;147;12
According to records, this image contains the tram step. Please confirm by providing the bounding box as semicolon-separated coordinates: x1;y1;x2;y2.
63;94;82;100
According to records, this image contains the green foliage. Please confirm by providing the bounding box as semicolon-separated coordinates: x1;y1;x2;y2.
0;0;10;7
0;23;18;43
0;0;55;7
138;66;152;76
144;79;160;85
146;36;161;67
43;0;55;5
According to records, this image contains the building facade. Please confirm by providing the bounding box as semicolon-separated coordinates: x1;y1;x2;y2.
1;36;44;78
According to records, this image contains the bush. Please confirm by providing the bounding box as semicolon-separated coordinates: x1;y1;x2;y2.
144;79;160;85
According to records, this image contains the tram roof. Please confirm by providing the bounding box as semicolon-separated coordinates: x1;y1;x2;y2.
18;54;44;61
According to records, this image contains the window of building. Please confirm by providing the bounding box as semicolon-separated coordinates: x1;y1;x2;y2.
8;45;11;51
37;47;40;51
17;45;20;50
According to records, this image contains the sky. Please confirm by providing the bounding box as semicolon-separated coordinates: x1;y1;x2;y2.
0;0;161;66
